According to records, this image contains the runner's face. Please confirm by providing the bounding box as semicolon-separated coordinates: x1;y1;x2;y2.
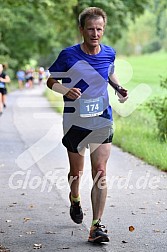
80;17;105;48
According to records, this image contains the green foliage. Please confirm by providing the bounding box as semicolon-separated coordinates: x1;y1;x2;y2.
73;0;149;43
145;77;167;141
114;1;167;55
142;39;161;53
150;0;167;38
0;55;17;78
0;0;149;70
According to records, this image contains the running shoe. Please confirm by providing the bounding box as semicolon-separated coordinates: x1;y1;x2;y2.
69;193;83;224
88;220;109;243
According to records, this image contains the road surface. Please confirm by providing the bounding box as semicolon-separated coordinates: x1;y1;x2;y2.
0;86;166;252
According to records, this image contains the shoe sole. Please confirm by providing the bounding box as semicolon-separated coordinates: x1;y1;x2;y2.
88;235;109;243
71;217;83;224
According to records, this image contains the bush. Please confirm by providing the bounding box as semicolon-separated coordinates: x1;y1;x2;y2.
146;77;167;141
142;39;161;54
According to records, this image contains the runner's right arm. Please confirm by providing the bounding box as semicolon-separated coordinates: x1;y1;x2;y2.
47;77;81;100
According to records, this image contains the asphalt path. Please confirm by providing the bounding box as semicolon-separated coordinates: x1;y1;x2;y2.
0;85;166;252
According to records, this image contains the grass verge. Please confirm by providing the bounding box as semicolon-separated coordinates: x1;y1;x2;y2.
112;111;167;171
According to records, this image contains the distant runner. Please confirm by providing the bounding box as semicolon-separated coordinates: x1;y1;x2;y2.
0;64;10;116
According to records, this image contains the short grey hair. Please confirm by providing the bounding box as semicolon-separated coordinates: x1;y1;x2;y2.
79;7;107;28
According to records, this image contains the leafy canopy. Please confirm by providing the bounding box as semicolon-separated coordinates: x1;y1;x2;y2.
0;0;149;68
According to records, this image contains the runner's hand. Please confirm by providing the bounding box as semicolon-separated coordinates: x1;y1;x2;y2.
65;88;81;100
117;91;128;103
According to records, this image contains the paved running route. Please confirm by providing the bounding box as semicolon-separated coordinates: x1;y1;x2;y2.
0;86;166;252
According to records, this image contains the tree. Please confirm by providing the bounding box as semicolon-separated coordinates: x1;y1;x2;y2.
0;0;150;69
72;0;149;43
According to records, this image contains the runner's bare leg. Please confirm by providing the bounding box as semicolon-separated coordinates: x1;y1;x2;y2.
90;143;111;220
67;151;85;198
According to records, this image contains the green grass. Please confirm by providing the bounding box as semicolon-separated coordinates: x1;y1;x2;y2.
112;111;167;170
45;51;167;171
44;88;63;113
119;51;167;96
111;51;167;171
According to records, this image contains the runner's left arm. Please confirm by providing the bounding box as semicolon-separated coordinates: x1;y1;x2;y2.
109;73;128;103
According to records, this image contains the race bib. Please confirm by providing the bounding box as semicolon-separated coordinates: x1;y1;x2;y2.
79;97;103;117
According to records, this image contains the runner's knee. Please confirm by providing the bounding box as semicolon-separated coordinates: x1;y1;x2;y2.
93;166;106;178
